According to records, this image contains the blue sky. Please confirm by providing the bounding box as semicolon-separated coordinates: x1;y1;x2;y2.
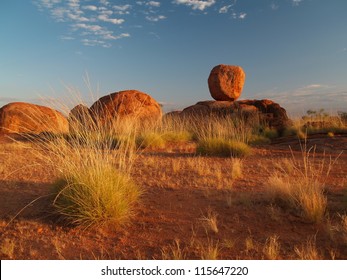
1;0;346;115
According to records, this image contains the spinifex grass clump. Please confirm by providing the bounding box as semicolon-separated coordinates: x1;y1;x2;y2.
189;114;258;144
52;163;140;227
28;102;142;228
196;138;251;158
266;143;339;223
136;132;166;149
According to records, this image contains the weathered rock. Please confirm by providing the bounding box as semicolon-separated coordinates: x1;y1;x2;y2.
90;90;162;125
163;110;182;119
69;104;96;132
182;101;238;116
237;99;291;132
208;65;246;101
0;102;69;134
181;99;290;133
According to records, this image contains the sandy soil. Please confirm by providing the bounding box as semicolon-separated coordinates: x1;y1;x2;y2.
0;133;346;260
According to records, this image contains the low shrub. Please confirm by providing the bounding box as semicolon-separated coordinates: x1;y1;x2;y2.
265;144;337;223
196;138;251;157
52;164;141;227
161;131;193;143
136;133;166;149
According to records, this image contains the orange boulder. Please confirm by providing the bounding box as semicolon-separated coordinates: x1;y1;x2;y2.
90;90;162;125
0;102;68;134
208;64;246;101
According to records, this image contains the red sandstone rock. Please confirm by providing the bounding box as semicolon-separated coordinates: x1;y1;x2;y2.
69;104;96;132
0;102;68;134
90;90;162;125
208;65;246;101
181;99;291;133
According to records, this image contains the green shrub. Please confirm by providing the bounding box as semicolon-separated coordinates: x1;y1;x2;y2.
161;131;193;143
52;164;141;227
136;133;166;149
263;128;279;139
196;138;251;157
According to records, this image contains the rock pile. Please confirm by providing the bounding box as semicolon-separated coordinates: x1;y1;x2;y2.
180;64;290;133
0;102;69;134
0;90;162;136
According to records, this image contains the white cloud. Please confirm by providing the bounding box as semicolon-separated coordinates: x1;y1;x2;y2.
147;1;161;7
292;0;303;6
35;0;255;47
35;0;132;47
38;0;62;9
231;11;247;20
270;3;279;10
68;13;89;22
146;15;166;22
304;84;324;89
239;12;246;19
107;33;130;40
251;84;347;116
113;4;132;11
219;5;231;14
83;5;98;11
98;14;124;25
173;0;216;11
74;23;103;32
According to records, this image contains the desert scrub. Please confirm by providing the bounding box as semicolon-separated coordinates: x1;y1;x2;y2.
26;105;141;227
161;131;193;143
294;236;321;260
263;235;281;260
196;138;251;157
231;158;243;180
136;132;166;149
266;145;338;223
52;164;141;227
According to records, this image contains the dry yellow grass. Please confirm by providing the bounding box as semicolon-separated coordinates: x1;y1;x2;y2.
263;235;281;260
200;208;219;234
199;239;220;260
266;143;340;223
294;236;321;260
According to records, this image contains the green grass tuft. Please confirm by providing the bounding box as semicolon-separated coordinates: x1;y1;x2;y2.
52;164;141;227
196;138;251;157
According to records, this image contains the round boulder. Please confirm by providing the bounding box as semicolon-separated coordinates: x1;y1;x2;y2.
69;104;96;132
0;102;69;135
90;90;162;125
208;64;246;101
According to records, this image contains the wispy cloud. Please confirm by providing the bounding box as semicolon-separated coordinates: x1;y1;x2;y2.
218;1;246;20
35;0;130;47
292;0;303;6
251;84;347;115
173;0;216;11
34;0;308;47
238;12;247;19
219;5;232;14
147;1;161;7
270;3;279;10
146;15;166;22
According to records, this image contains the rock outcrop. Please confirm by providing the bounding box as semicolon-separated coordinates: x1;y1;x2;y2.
208;64;246;101
181;99;290;133
90;90;162;125
0;102;69;134
238;99;291;132
69;104;96;132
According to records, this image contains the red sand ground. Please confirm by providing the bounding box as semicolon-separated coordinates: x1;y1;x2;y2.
0;133;346;259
